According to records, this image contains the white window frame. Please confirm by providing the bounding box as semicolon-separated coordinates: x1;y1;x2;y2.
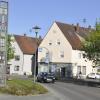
49;40;52;45
60;51;64;58
14;66;20;71
57;39;60;45
82;66;86;75
15;55;20;61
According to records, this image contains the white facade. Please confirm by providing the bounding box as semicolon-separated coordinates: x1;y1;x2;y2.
72;50;92;77
38;22;93;78
23;54;33;75
8;36;33;75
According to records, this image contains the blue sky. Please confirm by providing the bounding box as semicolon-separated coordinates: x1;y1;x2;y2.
8;0;100;37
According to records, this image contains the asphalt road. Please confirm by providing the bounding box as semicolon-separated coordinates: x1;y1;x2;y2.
0;82;100;100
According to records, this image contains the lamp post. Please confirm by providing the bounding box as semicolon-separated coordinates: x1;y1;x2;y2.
32;26;41;83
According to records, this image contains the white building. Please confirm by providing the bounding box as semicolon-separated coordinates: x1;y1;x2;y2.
38;21;93;78
8;35;40;75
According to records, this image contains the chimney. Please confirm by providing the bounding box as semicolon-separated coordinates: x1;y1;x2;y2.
72;24;74;26
39;35;42;39
24;33;26;36
88;25;91;32
75;23;79;32
88;25;91;29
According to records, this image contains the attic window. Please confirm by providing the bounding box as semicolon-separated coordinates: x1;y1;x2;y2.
57;39;60;45
49;40;52;45
53;30;56;33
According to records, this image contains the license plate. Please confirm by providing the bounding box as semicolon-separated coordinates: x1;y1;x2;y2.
47;79;52;81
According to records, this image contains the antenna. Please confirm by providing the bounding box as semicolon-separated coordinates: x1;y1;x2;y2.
83;18;87;28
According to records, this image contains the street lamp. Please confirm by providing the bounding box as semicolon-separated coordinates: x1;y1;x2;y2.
32;26;41;38
32;25;41;83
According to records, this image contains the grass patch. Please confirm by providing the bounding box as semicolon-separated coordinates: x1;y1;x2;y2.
0;79;48;96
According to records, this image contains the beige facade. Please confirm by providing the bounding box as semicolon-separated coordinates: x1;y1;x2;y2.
38;22;93;78
38;22;72;63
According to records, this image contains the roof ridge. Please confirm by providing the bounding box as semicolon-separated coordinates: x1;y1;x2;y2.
55;21;90;30
14;34;37;39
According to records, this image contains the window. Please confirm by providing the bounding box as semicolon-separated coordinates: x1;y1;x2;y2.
0;38;5;47
77;66;81;74
0;15;2;22
97;69;100;72
60;51;64;58
57;39;60;45
15;55;20;61
78;53;81;59
46;52;49;58
0;2;8;9
0;51;4;56
82;66;86;75
45;52;49;63
49;40;52;45
14;66;20;71
83;53;86;58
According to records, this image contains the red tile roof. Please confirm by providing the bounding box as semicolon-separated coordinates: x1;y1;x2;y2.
56;21;90;50
14;35;41;55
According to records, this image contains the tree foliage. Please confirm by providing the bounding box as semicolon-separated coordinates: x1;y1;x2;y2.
82;21;100;66
7;35;14;61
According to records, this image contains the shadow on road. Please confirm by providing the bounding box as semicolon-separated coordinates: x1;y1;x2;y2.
57;78;100;88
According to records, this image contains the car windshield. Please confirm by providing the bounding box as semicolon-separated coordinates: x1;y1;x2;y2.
96;73;100;75
41;72;54;76
90;73;95;75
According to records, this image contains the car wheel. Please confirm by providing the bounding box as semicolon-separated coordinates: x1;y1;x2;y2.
41;78;45;83
52;80;55;83
95;77;97;79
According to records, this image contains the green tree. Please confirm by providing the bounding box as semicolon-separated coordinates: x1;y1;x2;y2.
7;35;14;61
82;21;100;67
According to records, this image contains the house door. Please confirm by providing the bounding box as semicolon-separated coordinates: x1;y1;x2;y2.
6;64;10;74
77;66;81;74
61;67;66;78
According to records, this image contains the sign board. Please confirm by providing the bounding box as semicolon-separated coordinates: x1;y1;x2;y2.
38;47;42;52
0;1;8;87
45;58;49;64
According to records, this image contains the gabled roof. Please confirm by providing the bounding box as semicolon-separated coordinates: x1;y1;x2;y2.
14;35;41;55
56;21;91;50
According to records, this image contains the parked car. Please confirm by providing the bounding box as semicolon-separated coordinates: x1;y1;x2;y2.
37;72;55;83
87;73;100;79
